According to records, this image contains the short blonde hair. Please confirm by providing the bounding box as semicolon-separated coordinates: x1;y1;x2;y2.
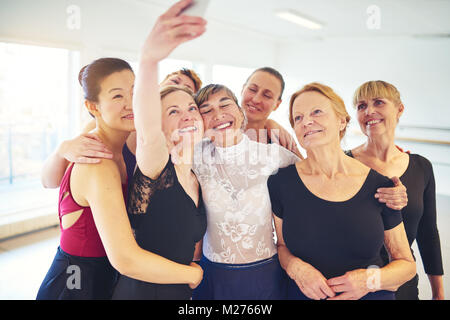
353;80;402;108
289;82;351;140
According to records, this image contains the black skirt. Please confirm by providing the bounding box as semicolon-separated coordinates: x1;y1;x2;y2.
36;246;117;300
112;275;192;300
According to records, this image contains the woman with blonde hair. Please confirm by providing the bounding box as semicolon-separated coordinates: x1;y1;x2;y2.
346;80;444;300
111;0;208;299
268;82;416;300
36;57;203;300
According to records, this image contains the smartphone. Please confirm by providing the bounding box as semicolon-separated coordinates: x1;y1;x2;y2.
181;0;211;17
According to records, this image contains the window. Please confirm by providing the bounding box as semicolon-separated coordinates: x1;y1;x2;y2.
0;42;79;224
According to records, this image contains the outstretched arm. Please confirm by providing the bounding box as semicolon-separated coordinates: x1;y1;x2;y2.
134;0;206;179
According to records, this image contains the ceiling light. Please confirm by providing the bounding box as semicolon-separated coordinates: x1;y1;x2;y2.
275;9;324;30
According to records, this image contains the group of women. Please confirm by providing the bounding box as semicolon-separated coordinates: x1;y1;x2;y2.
36;0;444;300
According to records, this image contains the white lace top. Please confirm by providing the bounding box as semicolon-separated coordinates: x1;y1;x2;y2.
193;135;299;264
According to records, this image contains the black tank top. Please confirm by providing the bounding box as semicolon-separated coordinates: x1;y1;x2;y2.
112;157;207;300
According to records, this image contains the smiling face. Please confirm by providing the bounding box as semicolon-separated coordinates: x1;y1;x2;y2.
355;97;404;138
161;88;204;148
241;71;282;124
87;69;135;132
197;89;245;147
291;91;346;150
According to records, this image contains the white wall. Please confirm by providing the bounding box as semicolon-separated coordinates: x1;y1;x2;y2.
0;0;278;130
276;36;450;128
272;36;450;195
0;0;277;67
1;0;449;193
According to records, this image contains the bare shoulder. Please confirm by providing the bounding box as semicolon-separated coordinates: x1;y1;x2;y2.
71;160;121;191
344;155;371;177
74;159;120;178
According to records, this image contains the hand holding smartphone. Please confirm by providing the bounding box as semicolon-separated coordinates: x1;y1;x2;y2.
180;0;211;17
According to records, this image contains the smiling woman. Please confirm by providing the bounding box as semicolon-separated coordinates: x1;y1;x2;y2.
37;57;137;299
348;80;445;300
268;82;416;300
191;83;300;300
289;82;350;141
195;84;246;148
111;0;208;300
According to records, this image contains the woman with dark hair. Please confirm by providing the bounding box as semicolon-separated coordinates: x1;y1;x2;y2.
36;57;203;300
347;80;444;300
40;66;203;190
241;67;301;156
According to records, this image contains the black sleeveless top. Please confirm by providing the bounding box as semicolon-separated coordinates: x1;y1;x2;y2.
112;157;207;300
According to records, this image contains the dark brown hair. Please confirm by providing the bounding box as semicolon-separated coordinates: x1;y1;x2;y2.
244;67;285;101
78;57;133;103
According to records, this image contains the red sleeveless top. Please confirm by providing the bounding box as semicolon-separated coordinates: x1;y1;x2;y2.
59;163;127;257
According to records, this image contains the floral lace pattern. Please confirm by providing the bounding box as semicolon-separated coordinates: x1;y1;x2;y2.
193;136;299;264
127;160;175;216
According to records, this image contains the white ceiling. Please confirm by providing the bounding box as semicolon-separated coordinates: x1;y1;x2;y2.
138;0;450;41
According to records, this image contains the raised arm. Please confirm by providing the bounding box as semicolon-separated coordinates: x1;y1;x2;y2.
77;160;202;287
134;0;206;178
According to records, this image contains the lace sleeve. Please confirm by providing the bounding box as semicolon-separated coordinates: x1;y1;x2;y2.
127;158;175;216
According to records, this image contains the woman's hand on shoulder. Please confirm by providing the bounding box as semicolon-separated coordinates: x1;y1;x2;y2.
375;176;408;210
265;119;303;159
58;133;113;164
